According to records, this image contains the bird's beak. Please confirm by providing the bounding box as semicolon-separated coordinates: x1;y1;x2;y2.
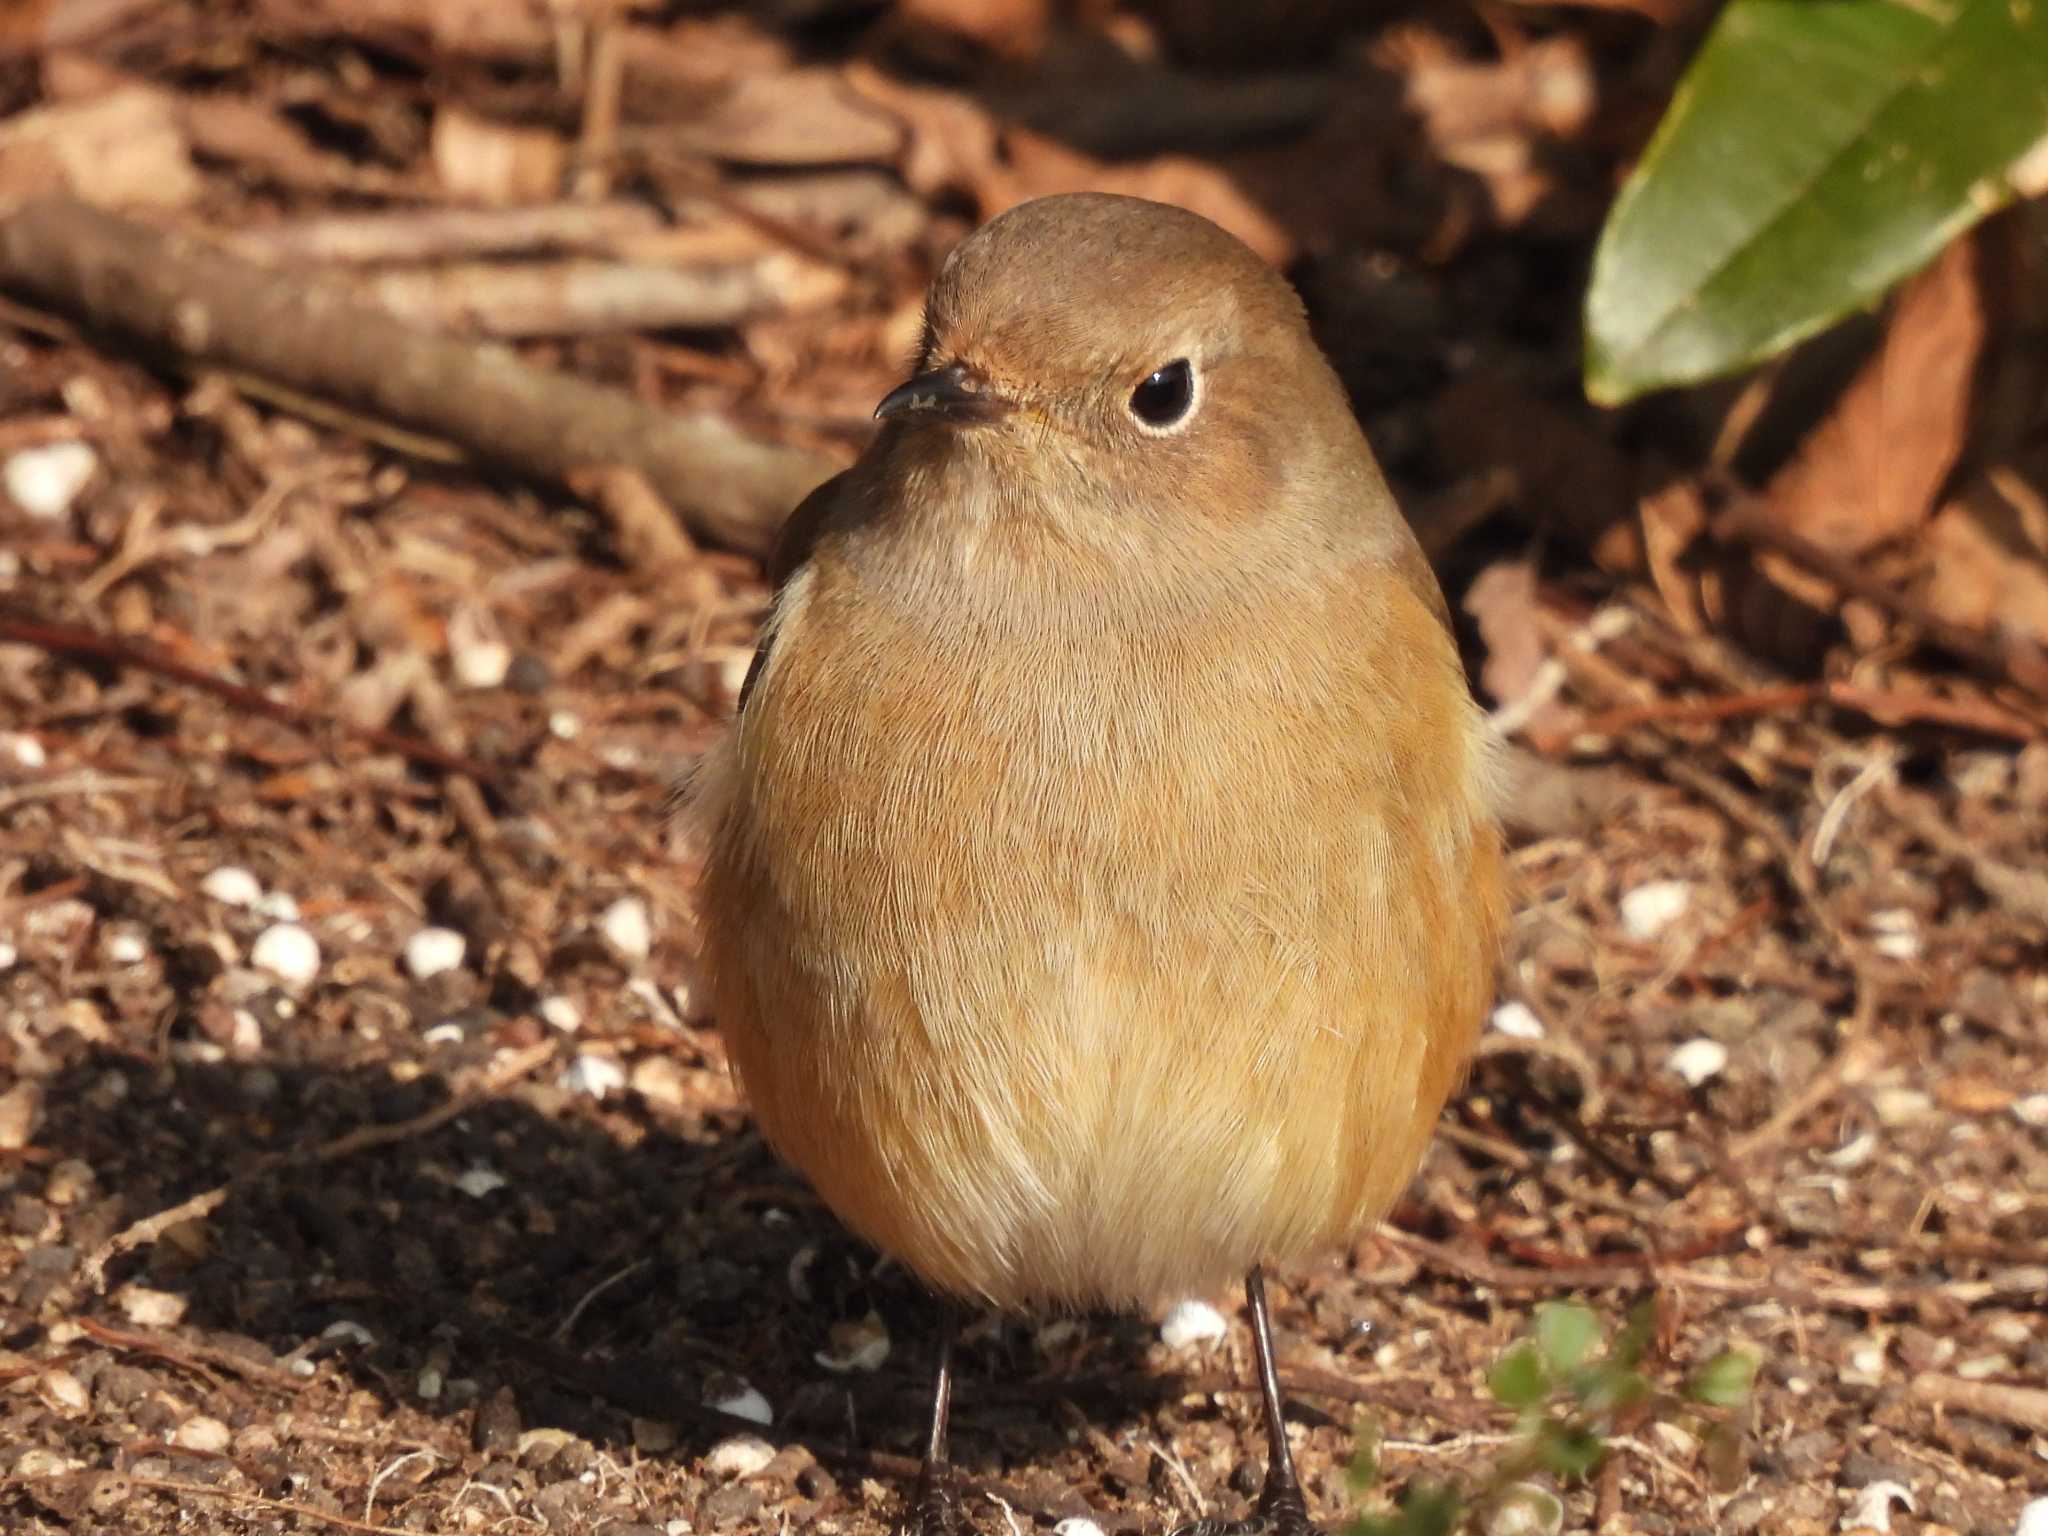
873;361;1011;425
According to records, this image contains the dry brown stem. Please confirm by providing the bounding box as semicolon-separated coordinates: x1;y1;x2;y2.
0;196;833;555
1908;1374;2048;1435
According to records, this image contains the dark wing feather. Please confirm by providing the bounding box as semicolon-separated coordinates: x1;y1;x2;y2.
737;469;852;715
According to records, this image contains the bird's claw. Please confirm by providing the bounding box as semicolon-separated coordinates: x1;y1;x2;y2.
1168;1477;1320;1536
903;1464;978;1536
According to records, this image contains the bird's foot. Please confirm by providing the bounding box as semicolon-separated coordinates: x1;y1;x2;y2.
1168;1476;1319;1536
902;1461;978;1536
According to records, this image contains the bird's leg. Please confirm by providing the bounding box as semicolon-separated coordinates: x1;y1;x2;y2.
905;1311;976;1536
1169;1267;1320;1536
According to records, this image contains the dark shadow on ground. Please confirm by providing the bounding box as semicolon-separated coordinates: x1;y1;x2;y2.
20;1042;1191;1490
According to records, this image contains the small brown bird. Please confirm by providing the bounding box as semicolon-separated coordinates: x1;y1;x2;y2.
692;193;1505;1535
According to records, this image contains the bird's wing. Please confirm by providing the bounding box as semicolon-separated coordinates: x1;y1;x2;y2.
738;468;852;715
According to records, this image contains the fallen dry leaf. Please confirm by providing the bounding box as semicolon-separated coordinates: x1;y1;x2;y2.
1465;558;1575;740
1638;475;1710;634
431;107;565;205
845;61;1291;264
1002;129;1291;264
1916;463;2048;656
0;87;200;212
1758;235;1986;559
1934;1075;2019;1115
896;0;1052;58
662;68;905;167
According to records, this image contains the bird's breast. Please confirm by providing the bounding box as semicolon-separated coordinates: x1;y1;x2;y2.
695;549;1504;1308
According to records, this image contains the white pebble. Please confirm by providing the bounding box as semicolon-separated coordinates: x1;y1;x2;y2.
0;732;46;769
2015;1496;2048;1536
1872;1087;1933;1126
1482;1483;1562;1536
1055;1520;1107;1536
1620;879;1691;941
253;890;301;922
321;1320;376;1348
1841;1339;1886;1386
0;942;16;971
452;639;512;690
115;1284;188;1327
548;709;581;740
200;865;264;907
174;1415;232;1454
703;1433;777;1480
2012;1094;2048;1128
1844;1481;1913;1534
250;923;320;987
599;895;653;963
1667;1038;1728;1087
707;1380;772;1426
455;1165;508;1198
105;930;148;965
418;1363;444;1401
538;994;582;1032
421;1022;466;1046
4;441;97;520
1159;1297;1229;1350
1488;1000;1545;1039
40;1368;88;1413
403;926;467;980
1867;908;1922;961
560;1053;627;1100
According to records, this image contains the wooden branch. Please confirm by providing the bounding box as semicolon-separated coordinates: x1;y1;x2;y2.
357;253;846;337
0;196;835;556
226;200;665;264
1910;1373;2048;1435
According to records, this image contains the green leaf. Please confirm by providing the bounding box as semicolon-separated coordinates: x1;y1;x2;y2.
1489;1342;1549;1408
1687;1348;1759;1407
1578;1367;1650;1418
1608;1299;1658;1371
1350;1483;1462;1536
1535;1421;1607;1480
1534;1303;1601;1378
1584;0;2048;404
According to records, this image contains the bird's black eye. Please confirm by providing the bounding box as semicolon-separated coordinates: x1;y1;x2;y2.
1128;359;1195;430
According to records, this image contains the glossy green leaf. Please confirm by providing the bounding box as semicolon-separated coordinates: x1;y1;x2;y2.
1585;0;2048;404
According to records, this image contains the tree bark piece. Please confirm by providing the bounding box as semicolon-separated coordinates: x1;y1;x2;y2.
358;253;847;337
226;201;665;265
1909;1373;2048;1435
0;196;833;555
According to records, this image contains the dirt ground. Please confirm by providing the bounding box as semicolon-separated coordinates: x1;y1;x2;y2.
1;4;2046;1535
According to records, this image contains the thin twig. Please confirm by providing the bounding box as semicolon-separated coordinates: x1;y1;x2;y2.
0;612;499;783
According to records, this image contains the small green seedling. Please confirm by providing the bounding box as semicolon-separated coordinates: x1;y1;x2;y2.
1345;1299;1758;1535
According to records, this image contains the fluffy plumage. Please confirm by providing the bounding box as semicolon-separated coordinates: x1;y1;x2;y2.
690;192;1505;1313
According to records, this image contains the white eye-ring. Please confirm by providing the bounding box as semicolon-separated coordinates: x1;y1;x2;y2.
1127;358;1199;435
